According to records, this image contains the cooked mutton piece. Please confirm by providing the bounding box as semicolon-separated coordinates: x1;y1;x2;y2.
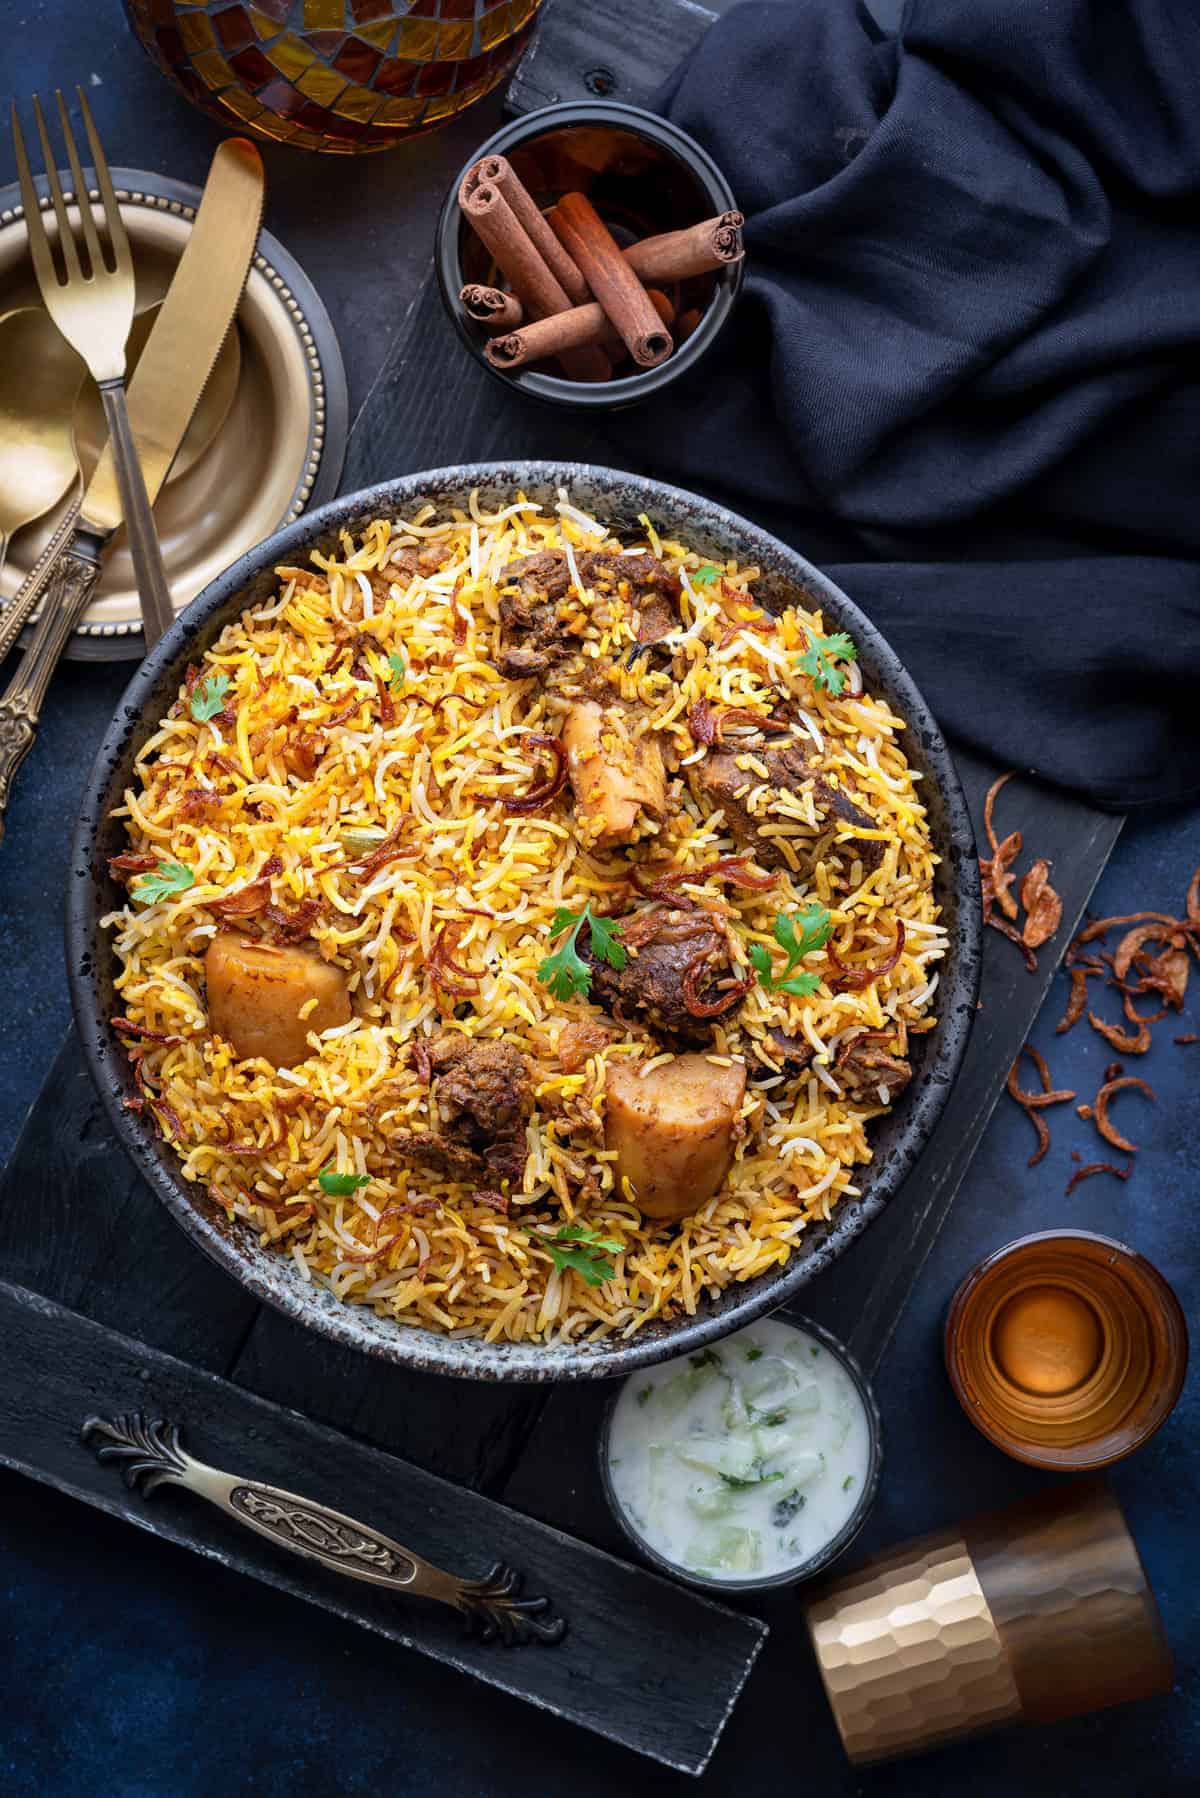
582;550;679;645
836;1030;912;1101
588;905;747;1047
562;695;667;850
393;1034;532;1186
496;551;577;678
693;739;886;884
495;548;680;678
384;542;453;582
605;1052;746;1221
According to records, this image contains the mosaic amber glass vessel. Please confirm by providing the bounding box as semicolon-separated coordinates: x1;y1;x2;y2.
123;0;543;153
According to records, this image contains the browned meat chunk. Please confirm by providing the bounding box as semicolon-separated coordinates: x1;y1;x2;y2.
555;1017;620;1073
754;1026;815;1078
837;1031;912;1101
581;550;680;644
383;543;452;582
394;1035;532;1186
588;905;746;1047
496;551;578;678
693;739;886;884
495;548;681;678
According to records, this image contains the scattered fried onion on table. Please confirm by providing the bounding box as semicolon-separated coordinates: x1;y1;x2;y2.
1093;1074;1156;1153
1056;869;1199;1053
1006;1044;1075;1167
977;773;1063;971
1065;1160;1132;1197
1007;863;1200;1193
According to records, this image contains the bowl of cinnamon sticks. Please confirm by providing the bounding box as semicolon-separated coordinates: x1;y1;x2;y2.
435;100;744;407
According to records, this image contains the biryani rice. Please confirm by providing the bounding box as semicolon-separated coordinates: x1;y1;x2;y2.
103;489;945;1343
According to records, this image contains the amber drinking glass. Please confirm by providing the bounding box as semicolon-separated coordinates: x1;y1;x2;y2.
123;1;544;153
945;1229;1187;1469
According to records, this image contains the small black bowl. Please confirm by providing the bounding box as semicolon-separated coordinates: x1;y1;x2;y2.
435;99;744;409
598;1315;884;1593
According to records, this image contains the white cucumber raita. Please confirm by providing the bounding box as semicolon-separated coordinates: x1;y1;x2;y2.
607;1319;872;1581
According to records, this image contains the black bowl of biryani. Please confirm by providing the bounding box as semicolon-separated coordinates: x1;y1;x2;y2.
68;464;981;1383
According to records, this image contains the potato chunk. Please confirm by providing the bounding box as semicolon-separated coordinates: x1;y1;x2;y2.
563;697;666;850
605;1054;746;1220
206;933;350;1067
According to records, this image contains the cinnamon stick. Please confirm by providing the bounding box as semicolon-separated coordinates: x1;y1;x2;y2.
623;212;745;283
458;182;609;381
549;191;673;368
466;155;591;306
459;283;524;330
486;289;676;373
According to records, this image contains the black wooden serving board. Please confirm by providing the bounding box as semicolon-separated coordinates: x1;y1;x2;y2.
0;0;1122;1773
0;1281;764;1776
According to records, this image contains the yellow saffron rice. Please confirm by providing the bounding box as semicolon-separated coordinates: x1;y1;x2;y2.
103;488;945;1344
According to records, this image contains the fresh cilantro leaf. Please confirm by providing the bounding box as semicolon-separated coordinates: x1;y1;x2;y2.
689;1349;722;1370
744;1346;764;1362
691;564;721;586
751;904;832;995
387;650;406;690
318;1166;370;1196
637;1385;653;1406
190;671;231;722
587;910;628;972
777;968;821;999
796;630;857;697
719;1468;785;1491
133;860;196;905
537;903;625;1002
842;1474;855;1492
534;1221;624;1287
774;904;833;962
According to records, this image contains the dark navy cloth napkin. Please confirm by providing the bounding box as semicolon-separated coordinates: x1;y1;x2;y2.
614;0;1200;808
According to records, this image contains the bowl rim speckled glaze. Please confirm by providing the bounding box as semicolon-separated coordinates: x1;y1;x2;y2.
67;462;981;1383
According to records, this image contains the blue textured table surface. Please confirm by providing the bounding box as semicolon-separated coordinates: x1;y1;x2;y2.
1;9;1197;1795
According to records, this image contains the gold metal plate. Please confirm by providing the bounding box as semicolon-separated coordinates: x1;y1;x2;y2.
0;170;346;655
81;139;263;537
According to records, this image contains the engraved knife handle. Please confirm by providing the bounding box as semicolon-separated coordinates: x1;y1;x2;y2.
83;1413;566;1647
0;492;83;667
0;541;101;842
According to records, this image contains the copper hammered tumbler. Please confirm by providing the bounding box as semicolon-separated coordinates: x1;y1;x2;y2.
803;1480;1172;1764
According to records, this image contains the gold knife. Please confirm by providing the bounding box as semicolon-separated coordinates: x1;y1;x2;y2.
0;138;264;840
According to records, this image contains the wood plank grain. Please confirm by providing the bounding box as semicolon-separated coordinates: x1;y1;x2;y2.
0;1278;765;1777
508;0;716;113
0;1033;258;1372
230;1308;547;1493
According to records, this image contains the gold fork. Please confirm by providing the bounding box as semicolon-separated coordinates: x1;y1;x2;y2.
11;88;174;645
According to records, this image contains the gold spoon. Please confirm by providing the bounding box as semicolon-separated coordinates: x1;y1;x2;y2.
0;306;85;579
0;306;242;658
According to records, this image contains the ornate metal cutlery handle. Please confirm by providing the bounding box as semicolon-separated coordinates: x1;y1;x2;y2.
0;539;101;842
83;1414;566;1647
0;492;83;666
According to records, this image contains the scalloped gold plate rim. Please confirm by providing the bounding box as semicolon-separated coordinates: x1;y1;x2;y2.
0;171;344;655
